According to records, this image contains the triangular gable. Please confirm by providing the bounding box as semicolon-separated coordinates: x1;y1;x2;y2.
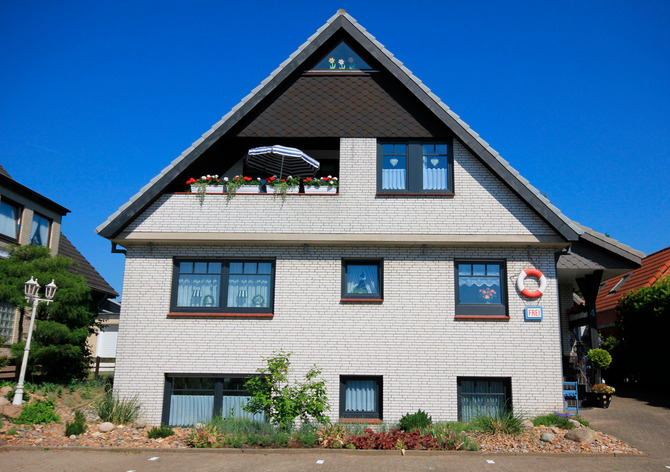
313;41;372;70
97;9;582;241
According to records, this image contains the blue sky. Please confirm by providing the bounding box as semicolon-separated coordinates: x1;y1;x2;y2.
1;0;668;298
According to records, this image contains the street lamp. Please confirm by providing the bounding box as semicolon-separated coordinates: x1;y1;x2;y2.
12;277;57;405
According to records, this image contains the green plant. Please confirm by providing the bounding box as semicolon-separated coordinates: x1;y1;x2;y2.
186;175;222;202
574;416;589;427
317;423;350;448
294;426;318;447
187;424;224;448
532;413;576;430
398;409;433;432
64;409;87;436
243;350;330;430
265;175;300;201
591;383;615;394
95;390;141;424
587;348;612;369
302;176;338;188
273;430;291;447
6;426;17;436
15;398;60;425
147;423;175;439
0;355;9;368
471;410;523;435
225;175;263;200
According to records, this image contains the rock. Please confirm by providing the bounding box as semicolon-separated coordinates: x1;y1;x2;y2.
0;386;12;396
133;419;148;429
0;397;9;406
99;422;115;433
0;405;23;418
521;420;534;429
568;419;582;428
540;433;555;442
550;427;561;434
565;427;596;443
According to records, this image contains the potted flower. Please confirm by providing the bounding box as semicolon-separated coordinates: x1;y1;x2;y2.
303;176;339;194
186;175;224;202
265;175;300;200
226;175;263;200
591;383;615;408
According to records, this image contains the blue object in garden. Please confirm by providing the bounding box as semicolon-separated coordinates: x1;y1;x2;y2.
563;381;579;416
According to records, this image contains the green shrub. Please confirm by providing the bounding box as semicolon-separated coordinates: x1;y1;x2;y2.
15;398;60;425
147;423;175;439
587;348;612;369
6;426;17;436
95;391;141;424
575;416;589;427
294;423;319;447
532;413;576;430
273;431;291;447
471;410;523;435
64;410;87;436
398;409;433;432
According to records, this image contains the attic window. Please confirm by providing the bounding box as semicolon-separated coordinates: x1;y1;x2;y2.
313;41;372;70
608;274;631;294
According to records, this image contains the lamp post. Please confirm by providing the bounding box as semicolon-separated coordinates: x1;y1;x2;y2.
12;277;57;405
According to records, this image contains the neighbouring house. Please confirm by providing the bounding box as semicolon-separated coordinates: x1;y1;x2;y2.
96;10;643;426
595;246;670;338
0;164;118;363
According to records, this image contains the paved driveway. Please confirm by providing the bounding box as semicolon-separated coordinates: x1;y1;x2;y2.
580;387;670;464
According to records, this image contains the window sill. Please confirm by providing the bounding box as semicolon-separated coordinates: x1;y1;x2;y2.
376;192;455;197
454;315;510;321
167;313;274;319
340;298;383;303
338;418;383;424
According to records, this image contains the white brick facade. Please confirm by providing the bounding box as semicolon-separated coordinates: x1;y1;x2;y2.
114;139;565;425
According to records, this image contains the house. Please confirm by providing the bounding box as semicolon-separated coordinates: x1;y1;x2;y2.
595;246;670;337
96;10;643;426
0;164;118;360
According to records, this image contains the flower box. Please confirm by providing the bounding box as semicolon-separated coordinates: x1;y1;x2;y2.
236;185;262;194
304;185;337;194
268;186;299;195
190;185;224;194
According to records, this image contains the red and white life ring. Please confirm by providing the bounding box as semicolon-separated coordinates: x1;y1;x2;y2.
517;269;547;298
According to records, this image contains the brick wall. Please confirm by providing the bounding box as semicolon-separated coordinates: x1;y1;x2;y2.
115;244;563;424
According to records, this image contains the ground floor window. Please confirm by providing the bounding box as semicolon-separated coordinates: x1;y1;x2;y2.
162;375;266;426
339;375;382;420
457;377;511;422
0;302;15;342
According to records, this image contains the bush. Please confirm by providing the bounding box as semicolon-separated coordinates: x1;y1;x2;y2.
294;422;319;447
398;409;432;432
317;423;350;448
532;412;576;430
64;410;87;436
95;391;141;424
471;410;523;435
15;398;60;425
587;349;612;369
346;427;476;451
147;423;175;439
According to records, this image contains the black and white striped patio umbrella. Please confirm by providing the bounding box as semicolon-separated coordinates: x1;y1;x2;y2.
245;145;320;179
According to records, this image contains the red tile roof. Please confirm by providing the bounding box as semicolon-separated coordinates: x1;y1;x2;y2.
596;246;670;314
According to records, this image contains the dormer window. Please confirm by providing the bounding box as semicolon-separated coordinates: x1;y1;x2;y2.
312;41;372;70
30;213;51;247
0;200;21;241
608;273;631;294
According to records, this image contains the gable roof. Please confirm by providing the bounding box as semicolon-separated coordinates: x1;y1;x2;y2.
58;233;118;298
596;245;670;313
97;10;585;241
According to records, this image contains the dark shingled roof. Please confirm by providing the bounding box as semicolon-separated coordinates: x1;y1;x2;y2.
0;165;12;179
58;233;118;298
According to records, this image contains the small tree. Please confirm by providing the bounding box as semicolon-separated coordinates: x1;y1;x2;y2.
243;351;330;430
0;245;98;383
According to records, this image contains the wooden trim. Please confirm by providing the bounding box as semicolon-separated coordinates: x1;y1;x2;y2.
454;315;510;321
340;299;383;303
167;313;274;319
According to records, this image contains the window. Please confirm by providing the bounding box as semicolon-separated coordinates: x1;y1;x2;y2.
0;302;16;342
457;377;511;422
340;376;382;420
162;375;265;426
0;200;21;241
171;260;274;314
378;141;453;194
312;41;372;70
455;261;507;318
30;213;51;246
341;259;383;301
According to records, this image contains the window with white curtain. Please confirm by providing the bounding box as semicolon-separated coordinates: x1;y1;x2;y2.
378;141;452;194
163;375;266;426
455;261;507;318
30;213;51;246
341;259;383;300
171;260;274;313
0;200;21;240
457;377;511;422
340;376;382;419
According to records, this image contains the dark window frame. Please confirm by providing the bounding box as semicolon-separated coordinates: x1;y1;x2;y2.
29;211;52;247
0;198;22;243
457;376;512;422
339;375;383;420
454;260;508;318
341;259;383;301
170;259;275;314
376;140;454;195
162;373;260;426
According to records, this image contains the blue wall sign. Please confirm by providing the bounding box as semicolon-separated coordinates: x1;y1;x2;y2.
525;306;543;321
